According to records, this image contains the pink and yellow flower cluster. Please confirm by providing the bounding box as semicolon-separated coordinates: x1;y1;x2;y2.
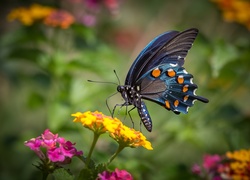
25;129;83;163
7;4;75;29
212;0;250;30
192;149;250;179
72;111;153;150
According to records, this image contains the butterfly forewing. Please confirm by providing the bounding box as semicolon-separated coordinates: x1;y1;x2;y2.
125;31;179;85
125;28;198;86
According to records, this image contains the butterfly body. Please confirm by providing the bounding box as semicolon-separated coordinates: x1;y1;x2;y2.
117;28;208;132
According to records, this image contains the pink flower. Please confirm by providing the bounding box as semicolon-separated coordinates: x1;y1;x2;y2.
25;138;45;160
191;164;201;175
24;129;83;163
97;168;133;180
85;0;119;14
114;168;133;179
48;148;66;162
81;14;96;27
203;154;221;171
41;129;58;148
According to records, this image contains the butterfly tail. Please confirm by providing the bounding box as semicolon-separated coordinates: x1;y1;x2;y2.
164;67;208;114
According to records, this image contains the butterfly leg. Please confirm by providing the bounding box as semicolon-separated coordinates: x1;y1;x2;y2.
106;92;119;116
128;106;136;129
112;102;128;118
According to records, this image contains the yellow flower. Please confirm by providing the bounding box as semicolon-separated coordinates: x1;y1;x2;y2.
72;111;153;150
225;149;250;179
72;111;110;134
211;0;250;30
226;149;250;162
7;4;54;26
109;123;153;150
29;4;54;20
7;7;34;26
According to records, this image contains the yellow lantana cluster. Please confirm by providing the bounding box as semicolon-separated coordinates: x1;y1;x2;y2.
212;0;250;30
109;123;153;150
72;111;121;134
7;4;75;29
72;111;153;150
218;149;250;179
225;149;250;179
7;4;54;26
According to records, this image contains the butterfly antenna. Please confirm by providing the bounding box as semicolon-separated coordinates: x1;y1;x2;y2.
113;70;121;85
87;79;118;86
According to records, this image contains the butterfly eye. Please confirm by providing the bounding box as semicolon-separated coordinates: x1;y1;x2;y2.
117;85;123;92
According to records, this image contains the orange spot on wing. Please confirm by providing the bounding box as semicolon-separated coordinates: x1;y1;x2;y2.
174;100;179;107
177;75;184;84
151;68;161;77
165;100;171;109
183;85;189;92
167;69;176;77
183;95;189;102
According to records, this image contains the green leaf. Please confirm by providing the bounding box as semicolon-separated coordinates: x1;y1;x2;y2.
77;168;95;180
210;40;238;77
95;163;107;174
52;168;74;180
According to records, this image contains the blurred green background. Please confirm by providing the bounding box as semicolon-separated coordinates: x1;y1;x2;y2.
0;0;250;179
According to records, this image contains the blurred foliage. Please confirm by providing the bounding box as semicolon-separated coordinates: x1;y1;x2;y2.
0;0;250;179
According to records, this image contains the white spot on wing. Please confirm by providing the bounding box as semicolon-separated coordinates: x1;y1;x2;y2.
183;70;188;74
170;63;178;67
190;78;193;84
192;99;197;105
193;89;197;95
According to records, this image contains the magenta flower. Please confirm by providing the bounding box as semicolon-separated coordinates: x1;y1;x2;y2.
24;138;45;160
202;154;221;171
191;164;201;175
81;14;96;27
24;129;83;163
97;168;133;180
85;0;119;14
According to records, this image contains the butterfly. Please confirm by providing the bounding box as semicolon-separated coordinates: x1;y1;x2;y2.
116;28;209;132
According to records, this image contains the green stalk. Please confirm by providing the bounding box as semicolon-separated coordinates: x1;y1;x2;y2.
85;133;100;168
42;172;48;180
107;144;125;166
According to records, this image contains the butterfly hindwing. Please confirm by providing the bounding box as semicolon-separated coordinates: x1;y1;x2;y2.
136;63;208;114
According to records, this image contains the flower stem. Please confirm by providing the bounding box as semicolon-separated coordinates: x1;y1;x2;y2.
85;133;100;168
107;144;125;166
42;172;48;180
